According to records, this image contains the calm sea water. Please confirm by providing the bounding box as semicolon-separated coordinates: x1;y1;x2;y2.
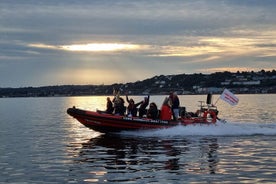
0;94;275;183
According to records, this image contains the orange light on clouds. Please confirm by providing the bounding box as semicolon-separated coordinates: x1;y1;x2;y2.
29;43;57;49
202;67;255;73
61;43;141;52
154;46;223;57
49;68;127;85
198;67;274;74
154;36;276;61
29;43;144;52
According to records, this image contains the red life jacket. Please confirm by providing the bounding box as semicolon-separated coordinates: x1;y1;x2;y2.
160;105;172;120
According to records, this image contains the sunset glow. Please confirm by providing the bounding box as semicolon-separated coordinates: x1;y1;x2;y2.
29;43;145;52
2;0;275;87
61;43;141;52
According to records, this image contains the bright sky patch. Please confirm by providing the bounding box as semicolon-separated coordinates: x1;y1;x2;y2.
29;43;145;52
61;43;141;52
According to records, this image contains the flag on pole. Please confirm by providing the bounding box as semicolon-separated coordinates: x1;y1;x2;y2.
220;89;239;106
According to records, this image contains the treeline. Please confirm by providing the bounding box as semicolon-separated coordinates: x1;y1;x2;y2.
0;70;275;97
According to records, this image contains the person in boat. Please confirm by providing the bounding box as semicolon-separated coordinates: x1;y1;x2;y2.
138;95;150;118
160;97;172;120
146;102;159;119
96;97;114;114
112;91;126;115
105;97;114;114
113;97;125;115
126;95;142;117
169;92;180;120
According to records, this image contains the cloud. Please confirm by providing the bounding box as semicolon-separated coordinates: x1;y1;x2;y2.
0;0;276;87
29;43;148;52
255;44;276;48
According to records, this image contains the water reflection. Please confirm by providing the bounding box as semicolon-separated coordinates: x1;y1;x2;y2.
73;134;219;183
199;138;219;174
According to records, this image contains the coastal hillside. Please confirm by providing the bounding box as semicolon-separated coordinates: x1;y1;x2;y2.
1;70;275;97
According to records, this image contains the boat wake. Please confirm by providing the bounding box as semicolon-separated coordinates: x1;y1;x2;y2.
121;121;276;137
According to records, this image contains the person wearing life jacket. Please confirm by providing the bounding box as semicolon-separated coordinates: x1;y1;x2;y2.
160;97;172;120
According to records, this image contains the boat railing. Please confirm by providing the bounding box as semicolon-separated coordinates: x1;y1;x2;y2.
197;100;217;117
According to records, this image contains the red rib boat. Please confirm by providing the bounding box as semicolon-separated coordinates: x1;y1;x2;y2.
67;100;218;133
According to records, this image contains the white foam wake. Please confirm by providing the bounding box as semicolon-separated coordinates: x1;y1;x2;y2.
121;121;276;137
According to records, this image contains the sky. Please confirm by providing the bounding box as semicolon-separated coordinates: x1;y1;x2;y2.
0;0;276;87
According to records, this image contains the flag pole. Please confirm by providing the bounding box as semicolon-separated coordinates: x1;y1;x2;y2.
213;96;220;106
214;88;225;106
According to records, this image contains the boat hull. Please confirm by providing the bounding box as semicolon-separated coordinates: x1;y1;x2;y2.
67;107;215;133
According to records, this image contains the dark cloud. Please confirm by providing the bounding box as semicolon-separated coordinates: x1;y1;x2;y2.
255;44;276;48
0;0;275;87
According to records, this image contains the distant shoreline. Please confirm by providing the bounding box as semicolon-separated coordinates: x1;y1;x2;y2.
1;70;275;98
1;92;275;99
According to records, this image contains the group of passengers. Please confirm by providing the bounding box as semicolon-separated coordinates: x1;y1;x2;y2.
104;90;180;121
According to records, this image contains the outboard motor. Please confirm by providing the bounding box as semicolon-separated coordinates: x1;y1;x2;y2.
206;93;212;105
